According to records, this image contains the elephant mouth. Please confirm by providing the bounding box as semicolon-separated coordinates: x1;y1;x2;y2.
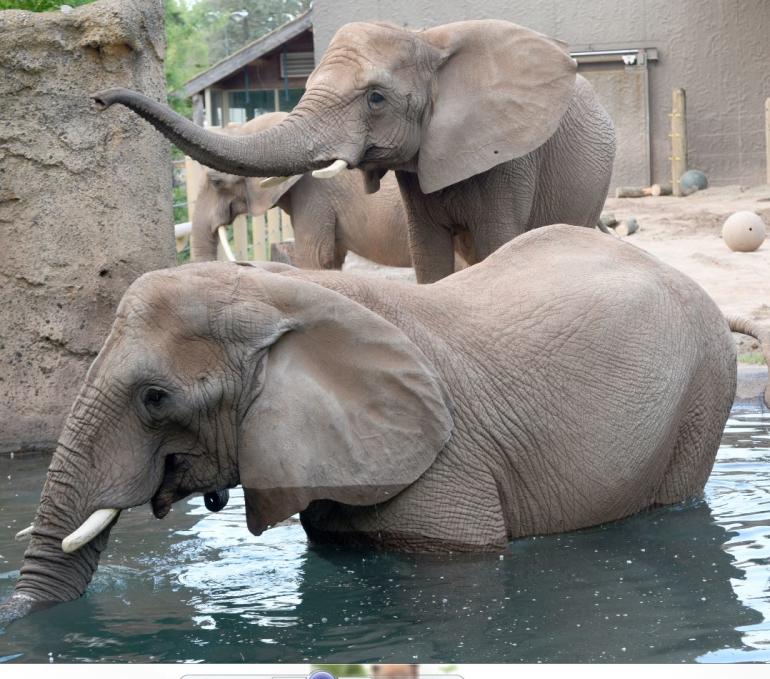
150;453;230;519
151;454;183;519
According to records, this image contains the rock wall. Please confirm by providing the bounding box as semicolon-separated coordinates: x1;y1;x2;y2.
0;0;175;453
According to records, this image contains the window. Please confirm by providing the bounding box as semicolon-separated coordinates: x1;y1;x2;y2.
207;87;306;126
280;52;314;78
277;88;304;112
228;90;275;123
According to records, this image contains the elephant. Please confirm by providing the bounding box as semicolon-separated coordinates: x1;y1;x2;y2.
92;19;616;282
3;224;765;627
191;111;412;269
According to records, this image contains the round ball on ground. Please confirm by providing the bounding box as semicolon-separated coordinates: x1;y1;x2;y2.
722;211;766;252
679;169;708;196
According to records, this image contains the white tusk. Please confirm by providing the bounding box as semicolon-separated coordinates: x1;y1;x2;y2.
312;159;347;179
61;508;120;554
15;525;33;541
259;176;289;188
217;225;236;262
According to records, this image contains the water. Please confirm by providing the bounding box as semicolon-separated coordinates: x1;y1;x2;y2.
1;404;769;663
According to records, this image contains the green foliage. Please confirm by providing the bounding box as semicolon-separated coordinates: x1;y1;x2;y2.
163;0;311;116
738;352;767;365
0;0;93;10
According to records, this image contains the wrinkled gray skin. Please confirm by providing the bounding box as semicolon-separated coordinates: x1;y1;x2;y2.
92;20;615;282
2;225;751;627
193;112;411;268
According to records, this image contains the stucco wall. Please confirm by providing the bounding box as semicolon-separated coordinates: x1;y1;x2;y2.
0;0;175;453
313;0;770;187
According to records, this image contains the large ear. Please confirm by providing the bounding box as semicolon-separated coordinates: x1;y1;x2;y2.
232;270;454;535
247;173;302;215
418;20;577;194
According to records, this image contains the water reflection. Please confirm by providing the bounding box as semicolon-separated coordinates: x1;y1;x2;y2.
0;406;768;663
700;408;770;662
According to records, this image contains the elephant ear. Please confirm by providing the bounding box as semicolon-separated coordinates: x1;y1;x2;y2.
418;20;577;194
247;174;303;215
233;270;453;536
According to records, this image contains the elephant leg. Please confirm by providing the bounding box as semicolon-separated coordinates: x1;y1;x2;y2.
396;171;454;283
407;218;454;284
469;220;524;261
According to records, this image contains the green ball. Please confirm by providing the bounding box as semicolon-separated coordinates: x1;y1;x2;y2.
679;169;708;196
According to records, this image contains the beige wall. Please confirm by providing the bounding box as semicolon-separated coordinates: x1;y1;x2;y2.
313;0;770;187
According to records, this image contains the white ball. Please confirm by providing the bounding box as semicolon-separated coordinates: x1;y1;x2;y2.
722;211;766;252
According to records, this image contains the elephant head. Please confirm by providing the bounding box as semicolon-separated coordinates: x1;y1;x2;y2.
0;263;452;626
92;20;576;194
190;112;301;261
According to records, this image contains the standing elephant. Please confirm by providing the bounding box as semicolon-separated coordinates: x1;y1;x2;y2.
192;111;411;269
93;19;616;282
3;225;761;626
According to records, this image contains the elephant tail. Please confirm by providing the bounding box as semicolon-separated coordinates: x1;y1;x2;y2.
726;315;770;408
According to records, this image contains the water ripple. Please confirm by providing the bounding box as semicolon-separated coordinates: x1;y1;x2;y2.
0;405;768;662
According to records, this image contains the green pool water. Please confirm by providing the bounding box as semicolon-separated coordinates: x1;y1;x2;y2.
1;404;769;663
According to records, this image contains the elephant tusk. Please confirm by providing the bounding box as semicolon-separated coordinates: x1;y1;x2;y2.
312;159;347;179
62;508;120;554
217;226;236;262
14;525;33;541
259;176;289;188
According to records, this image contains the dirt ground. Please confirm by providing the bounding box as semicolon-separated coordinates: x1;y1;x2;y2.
604;184;770;325
349;185;770;325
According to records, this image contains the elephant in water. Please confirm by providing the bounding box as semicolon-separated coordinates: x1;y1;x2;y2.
2;225;766;626
93;19;615;282
191;111;412;269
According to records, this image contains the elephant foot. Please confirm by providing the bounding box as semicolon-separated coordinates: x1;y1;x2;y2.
203;489;229;512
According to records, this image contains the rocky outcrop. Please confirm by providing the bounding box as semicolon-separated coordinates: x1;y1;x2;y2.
0;0;174;452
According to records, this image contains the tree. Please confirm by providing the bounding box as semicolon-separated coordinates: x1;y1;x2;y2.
163;0;310;117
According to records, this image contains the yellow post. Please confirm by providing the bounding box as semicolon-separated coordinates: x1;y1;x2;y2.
670;88;687;196
266;207;282;253
184;156;207;260
232;214;249;260
765;98;770;185
251;214;267;261
280;210;294;241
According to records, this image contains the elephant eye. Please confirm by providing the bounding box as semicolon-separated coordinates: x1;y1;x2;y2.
368;90;385;107
143;387;168;409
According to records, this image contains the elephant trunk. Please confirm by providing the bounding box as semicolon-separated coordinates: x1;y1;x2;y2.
91;88;340;178
0;443;114;626
726;315;770;408
190;194;220;262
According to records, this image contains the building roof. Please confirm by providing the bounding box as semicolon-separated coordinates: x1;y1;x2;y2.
182;8;313;98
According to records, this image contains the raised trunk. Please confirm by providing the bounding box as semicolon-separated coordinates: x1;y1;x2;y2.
0;444;113;625
92;88;334;178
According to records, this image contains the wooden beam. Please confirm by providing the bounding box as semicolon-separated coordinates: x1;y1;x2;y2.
221;90;230;127
670;88;687;196
184;157;207;261
766;97;770;185
204;88;212;127
232;214;249;260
